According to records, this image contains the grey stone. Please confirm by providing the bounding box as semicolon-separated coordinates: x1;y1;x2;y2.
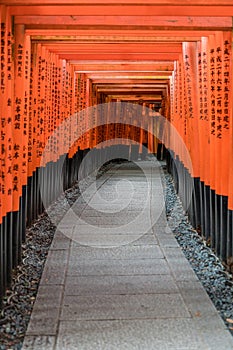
40;249;69;285
162;248;199;281
71;234;157;247
50;230;71;250
193;315;233;349
76;216;137;225
67;258;170;276
80;209;142;218
26;285;63;335
156;237;180;248
64;274;178;296
22;336;56;350
69;244;164;261
72;222;153;235
61;293;190;320
56;319;209;350
70;234;156;248
165;257;199;281
177;281;223;317
131;234;158;245
162;247;188;259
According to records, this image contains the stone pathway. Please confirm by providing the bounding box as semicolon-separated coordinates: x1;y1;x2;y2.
22;161;233;350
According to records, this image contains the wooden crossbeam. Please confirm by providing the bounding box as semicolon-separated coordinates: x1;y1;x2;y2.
90;79;169;84
57;53;179;60
104;95;163;100
4;0;233;4
40;43;182;53
26;29;215;38
86;73;171;79
73;64;174;72
96;88;165;92
8;5;233;17
15;15;232;29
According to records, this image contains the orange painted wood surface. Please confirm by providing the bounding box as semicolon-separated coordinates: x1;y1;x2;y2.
14;15;233;28
7;4;233;17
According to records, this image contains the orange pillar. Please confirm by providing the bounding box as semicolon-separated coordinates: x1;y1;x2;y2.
0;6;14;219
182;41;199;179
13;24;26;213
208;34;217;193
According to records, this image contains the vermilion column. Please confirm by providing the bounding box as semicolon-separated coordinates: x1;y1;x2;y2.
182;41;200;179
220;31;231;198
13;24;26;212
227;33;233;210
0;5;7;221
214;31;224;197
0;7;14;218
208;34;216;193
201;36;210;188
30;43;38;174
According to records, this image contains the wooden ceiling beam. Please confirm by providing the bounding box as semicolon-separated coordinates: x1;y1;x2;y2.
14;16;232;29
59;53;179;60
95;85;167;88
103;95;163;100
90;79;169;84
40;43;182;53
80;71;172;76
73;64;174;72
9;5;233;17
4;0;233;5
26;29;214;38
96;89;165;92
85;71;172;79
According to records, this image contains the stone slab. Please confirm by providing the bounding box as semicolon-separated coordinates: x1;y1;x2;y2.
70;234;157;248
156;236;180;248
80;210;142;218
67;257;170;276
162;248;199;281
76;215;139;226
50;230;71;250
193;315;233;350
64;274;178;296
40;249;69;285
56;319;209;350
61;293;190;320
69;244;164;261
72;224;153;236
176;280;221;317
22;336;56;350
72;233;157;245
26;285;63;335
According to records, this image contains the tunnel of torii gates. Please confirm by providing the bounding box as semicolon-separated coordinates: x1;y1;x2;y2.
1;0;233;302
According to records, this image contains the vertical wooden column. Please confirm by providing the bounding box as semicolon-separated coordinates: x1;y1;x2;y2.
219;31;232;260
208;33;217;248
169;60;178;160
182;42;201;228
199;36;211;239
0;6;14;294
182;42;200;178
13;24;26;266
227;31;233;261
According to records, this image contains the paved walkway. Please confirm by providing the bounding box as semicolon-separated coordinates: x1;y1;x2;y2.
23;161;233;350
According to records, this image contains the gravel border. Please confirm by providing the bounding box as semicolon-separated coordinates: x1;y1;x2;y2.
0;160;233;349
